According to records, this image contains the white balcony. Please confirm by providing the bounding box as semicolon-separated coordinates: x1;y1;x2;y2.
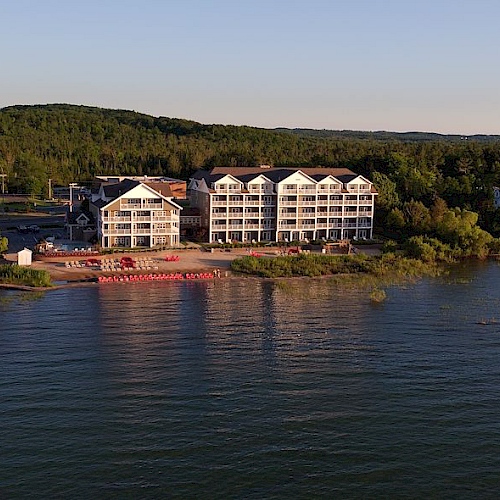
244;201;260;206
152;216;175;222
120;203;141;209
279;201;296;206
358;211;372;216
215;188;242;194
102;216;131;222
103;229;131;235
212;200;227;206
279;212;297;218
212;212;227;218
298;201;316;206
228;200;244;205
228;224;243;230
316;223;328;228
134;216;151;222
343;200;358;205
245;224;260;229
135;228;151;234
344;211;358;217
298;213;315;218
212;224;227;230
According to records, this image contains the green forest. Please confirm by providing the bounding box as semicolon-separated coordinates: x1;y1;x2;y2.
2;103;500;244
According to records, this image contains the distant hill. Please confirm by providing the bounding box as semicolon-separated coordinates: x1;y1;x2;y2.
1;103;500;201
275;127;500;142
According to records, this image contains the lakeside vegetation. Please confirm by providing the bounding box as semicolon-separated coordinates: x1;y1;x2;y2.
230;253;442;280
0;264;52;287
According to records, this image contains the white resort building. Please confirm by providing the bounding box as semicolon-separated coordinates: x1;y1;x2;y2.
90;179;182;248
189;166;377;243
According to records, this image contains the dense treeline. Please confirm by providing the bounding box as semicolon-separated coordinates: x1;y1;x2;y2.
2;104;500;236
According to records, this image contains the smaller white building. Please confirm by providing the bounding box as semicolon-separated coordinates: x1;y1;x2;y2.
17;248;33;266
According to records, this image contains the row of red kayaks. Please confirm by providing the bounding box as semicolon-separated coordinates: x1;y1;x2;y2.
98;273;214;283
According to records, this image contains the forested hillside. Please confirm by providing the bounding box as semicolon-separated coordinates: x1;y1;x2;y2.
2;103;500;235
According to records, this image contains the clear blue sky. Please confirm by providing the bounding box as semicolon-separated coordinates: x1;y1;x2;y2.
2;0;500;134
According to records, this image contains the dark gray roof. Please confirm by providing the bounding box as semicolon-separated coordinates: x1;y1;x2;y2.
191;166;361;185
102;179;140;198
67;209;95;225
91;199;108;209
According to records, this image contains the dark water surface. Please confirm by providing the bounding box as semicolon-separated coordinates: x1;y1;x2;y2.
2;262;500;499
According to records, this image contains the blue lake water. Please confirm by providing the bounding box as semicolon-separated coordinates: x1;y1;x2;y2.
2;262;500;499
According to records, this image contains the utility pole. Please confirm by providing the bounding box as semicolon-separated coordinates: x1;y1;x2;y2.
69;182;78;213
48;178;52;200
0;173;6;210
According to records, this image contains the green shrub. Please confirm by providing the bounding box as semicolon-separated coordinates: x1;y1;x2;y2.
0;264;52;287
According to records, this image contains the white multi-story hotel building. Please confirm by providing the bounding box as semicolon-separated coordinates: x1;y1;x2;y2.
189;166;377;243
90;179;181;248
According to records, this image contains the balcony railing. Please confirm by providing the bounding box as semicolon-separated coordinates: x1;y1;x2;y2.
228;224;243;230
245;224;259;229
120;203;142;209
279;201;296;206
103;229;131;235
212;201;227;206
214;188;242;194
279;213;297;218
228;200;244;205
102;216;131;222
212;224;227;230
316;223;328;228
343;200;358;205
244;201;260;206
298;201;316;206
298;213;315;218
152;216;175;222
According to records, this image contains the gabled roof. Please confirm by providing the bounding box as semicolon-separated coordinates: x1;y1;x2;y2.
192;166;359;185
96;181;182;211
102;179;140;198
67;209;95;225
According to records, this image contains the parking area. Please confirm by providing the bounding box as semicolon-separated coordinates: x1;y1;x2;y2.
0;215;66;253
